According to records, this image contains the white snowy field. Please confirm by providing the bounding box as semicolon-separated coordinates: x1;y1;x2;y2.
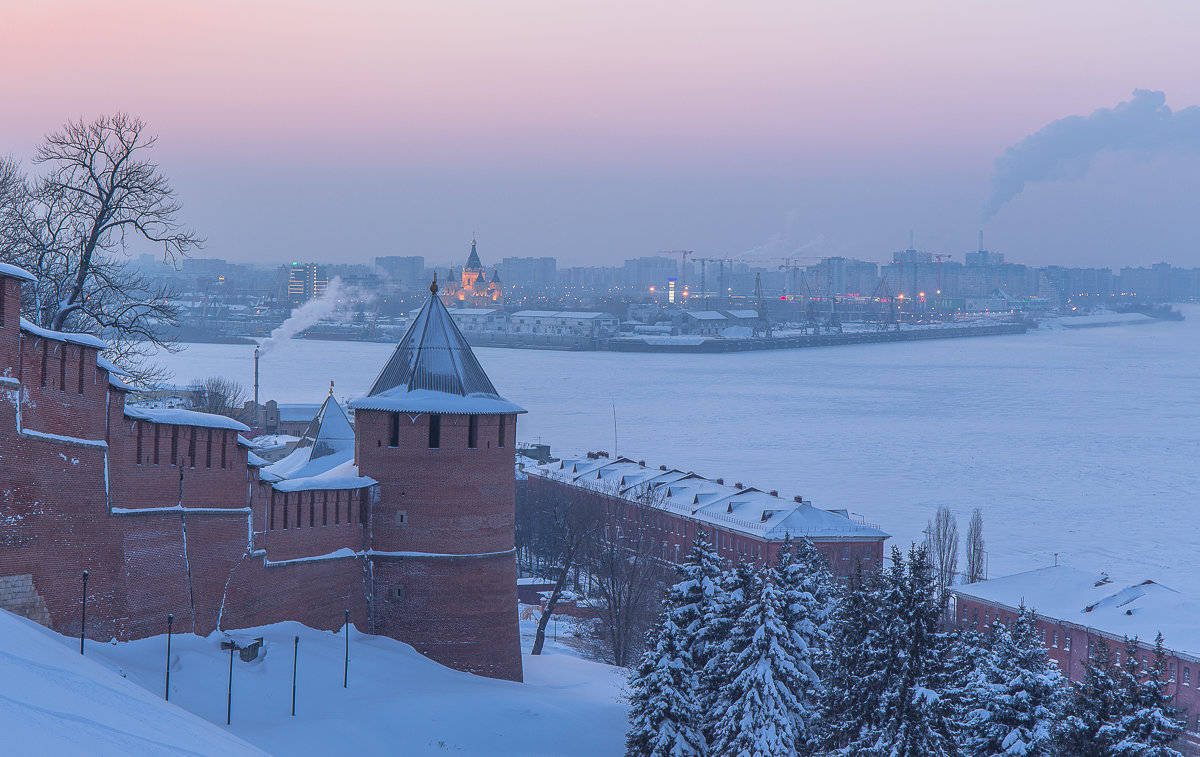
19;613;628;756
156;307;1200;595
0;609;265;756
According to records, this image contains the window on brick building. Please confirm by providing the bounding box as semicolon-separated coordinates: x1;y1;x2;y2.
389;412;399;447
322;492;328;526
334;492;341;525
1053;630;1058;648
188;428;197;468
269;492;275;530
77;348;85;394
498;415;506;447
221;431;228;469
841;545;850;560
309;495;315;527
428;414;441;449
0;282;5;325
170;426;179;466
282;495;289;529
972;607;978;623
468;416;478;449
206;430;213;469
154;425;161;465
136;424;143;465
985;612;990;624
59;345;65;391
1171;662;1177;682
1065;634;1071;651
1184;667;1190;686
40;341;47;387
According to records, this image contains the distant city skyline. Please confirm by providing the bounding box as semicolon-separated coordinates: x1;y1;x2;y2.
5;1;1200;267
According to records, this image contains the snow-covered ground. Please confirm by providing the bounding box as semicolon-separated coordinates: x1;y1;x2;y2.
154;306;1200;594
6;610;627;756
0;610;264;756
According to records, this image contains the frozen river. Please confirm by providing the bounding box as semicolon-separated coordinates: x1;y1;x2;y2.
154;308;1200;594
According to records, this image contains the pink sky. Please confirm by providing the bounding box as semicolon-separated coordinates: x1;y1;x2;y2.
4;1;1200;265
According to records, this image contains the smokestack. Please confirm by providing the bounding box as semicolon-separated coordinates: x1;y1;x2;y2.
254;347;261;433
978;230;984;252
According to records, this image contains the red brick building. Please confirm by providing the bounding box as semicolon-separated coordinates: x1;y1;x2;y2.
0;264;523;681
950;566;1200;755
524;454;888;576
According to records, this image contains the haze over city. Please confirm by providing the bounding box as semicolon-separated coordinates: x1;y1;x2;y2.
4;0;1200;267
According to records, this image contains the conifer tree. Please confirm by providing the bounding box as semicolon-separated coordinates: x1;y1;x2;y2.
698;559;758;742
1108;634;1182;757
626;531;723;757
838;545;960;757
626;602;707;757
822;562;890;751
1061;637;1127;757
710;569;810;757
963;605;1066;756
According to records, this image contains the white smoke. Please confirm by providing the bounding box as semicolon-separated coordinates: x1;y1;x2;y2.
735;212;825;261
258;277;348;356
985;89;1200;218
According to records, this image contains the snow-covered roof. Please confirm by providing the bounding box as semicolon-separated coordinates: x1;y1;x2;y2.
265;394;374;492
683;311;727;320
447;308;505;316
530;456;889;542
950;565;1200;661
277;403;321;422
351;287;525;416
124;405;251;432
96;355;129;377
725;309;760;319
511;310;614;319
19;318;107;349
0;263;36;282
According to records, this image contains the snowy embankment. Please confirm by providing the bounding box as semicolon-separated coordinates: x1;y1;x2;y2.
4;608;628;756
0;610;264;756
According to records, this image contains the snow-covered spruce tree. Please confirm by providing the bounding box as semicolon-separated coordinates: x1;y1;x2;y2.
962;604;1066;756
709;567;813;757
1060;636;1127;757
839;544;961;757
697;558;757;742
772;537;836;747
625;533;724;757
821;561;889;751
1107;634;1182;757
625;601;707;756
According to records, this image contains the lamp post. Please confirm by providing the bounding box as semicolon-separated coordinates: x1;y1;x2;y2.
79;570;88;655
343;609;350;689
291;635;299;717
165;613;173;700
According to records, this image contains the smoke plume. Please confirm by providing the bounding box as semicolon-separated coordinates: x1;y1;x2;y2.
258;277;347;356
984;89;1200;218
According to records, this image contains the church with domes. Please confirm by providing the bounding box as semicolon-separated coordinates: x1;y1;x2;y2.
441;237;503;307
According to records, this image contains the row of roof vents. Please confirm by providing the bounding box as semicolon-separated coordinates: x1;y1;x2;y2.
584;451;806;507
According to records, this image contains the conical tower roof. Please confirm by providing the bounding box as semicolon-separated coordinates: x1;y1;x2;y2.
266;391;360;480
351;280;525;416
464;237;484;271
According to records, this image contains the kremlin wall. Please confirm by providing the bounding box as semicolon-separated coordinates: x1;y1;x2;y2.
0;263;524;681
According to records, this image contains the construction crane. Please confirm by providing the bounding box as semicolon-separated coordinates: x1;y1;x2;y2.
696;257;733;309
659;250;693;288
753;273;773;338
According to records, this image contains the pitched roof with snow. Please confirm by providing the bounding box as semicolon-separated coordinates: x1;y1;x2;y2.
265;394;374;491
949;565;1200;660
529;456;889;542
351;286;525;416
0;263;36;282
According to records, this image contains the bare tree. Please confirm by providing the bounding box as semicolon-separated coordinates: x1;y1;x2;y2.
186;376;248;417
584;523;666;668
0;114;202;384
925;505;959;614
517;479;606;656
965;508;986;583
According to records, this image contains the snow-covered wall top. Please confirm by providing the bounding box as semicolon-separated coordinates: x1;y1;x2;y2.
0;262;36;282
124;405;251;432
19;318;107;349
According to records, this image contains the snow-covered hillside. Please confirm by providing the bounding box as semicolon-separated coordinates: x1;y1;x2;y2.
20;613;627;756
0;610;264;756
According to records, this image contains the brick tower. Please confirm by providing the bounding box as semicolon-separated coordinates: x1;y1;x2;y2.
352;277;524;681
0;264;35;369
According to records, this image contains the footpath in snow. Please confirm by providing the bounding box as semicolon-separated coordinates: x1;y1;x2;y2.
3;608;628;757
